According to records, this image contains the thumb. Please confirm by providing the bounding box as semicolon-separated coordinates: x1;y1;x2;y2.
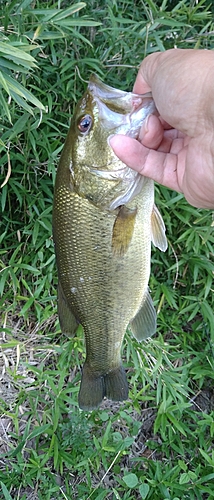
133;52;161;94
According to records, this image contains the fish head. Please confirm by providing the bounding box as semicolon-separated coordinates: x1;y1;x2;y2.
59;74;157;209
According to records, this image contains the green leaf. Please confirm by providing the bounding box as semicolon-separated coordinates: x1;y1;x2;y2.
48;3;86;21
0;41;37;66
166;412;187;436
101;420;112;449
199;448;214;466
201;301;214;335
139;483;150;499
99;411;109;422
5;74;45;109
19;296;35;315
95;491;109;500
0;70;10;93
4;113;29;141
56;19;101;27
123;473;139;488
28;424;51;440
15;0;35;14
179;472;191;485
155;17;190;27
0;90;11;122
9;90;34;114
161;284;178;309
53;434;59;470
0;482;13;500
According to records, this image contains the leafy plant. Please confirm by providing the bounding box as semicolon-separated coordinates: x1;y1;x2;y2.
0;0;213;499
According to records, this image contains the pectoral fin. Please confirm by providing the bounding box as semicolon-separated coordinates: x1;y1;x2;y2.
57;280;79;336
112;205;137;256
151;204;167;251
129;288;156;340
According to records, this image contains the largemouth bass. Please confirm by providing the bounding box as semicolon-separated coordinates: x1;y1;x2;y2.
53;74;167;410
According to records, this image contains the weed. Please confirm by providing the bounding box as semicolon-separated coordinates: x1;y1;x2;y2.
0;1;213;499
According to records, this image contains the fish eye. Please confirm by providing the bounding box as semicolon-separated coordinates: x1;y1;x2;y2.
78;114;93;133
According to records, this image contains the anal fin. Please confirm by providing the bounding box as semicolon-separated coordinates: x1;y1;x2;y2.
151;204;168;251
129;288;157;340
57;280;79;336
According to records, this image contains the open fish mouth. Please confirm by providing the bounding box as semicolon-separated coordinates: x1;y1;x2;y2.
88;74;156;138
88;73;154;113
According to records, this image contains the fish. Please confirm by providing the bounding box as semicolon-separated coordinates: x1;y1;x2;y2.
52;74;167;411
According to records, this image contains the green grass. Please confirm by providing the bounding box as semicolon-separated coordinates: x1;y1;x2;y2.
0;0;214;499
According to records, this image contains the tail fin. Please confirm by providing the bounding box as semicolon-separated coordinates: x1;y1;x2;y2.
78;363;128;411
104;366;129;403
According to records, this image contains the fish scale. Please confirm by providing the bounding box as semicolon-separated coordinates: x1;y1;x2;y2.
53;74;167;410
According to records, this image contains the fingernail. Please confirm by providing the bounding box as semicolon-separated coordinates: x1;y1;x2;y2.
107;134;115;147
144;114;152;133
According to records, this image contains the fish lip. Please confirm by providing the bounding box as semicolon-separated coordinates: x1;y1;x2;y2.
88;73;130;99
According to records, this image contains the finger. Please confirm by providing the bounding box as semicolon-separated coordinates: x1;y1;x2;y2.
139;114;164;149
133;76;151;95
110;135;183;192
133;52;161;94
160;117;173;129
183;136;214;209
157;129;185;153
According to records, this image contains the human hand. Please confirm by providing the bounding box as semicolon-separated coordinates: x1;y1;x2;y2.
110;49;214;209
